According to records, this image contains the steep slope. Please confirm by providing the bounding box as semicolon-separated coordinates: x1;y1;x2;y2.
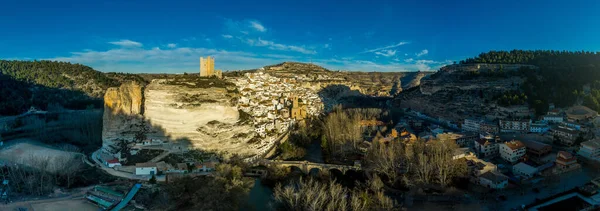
0;60;131;115
395;63;527;122
461;50;600;114
102;76;260;156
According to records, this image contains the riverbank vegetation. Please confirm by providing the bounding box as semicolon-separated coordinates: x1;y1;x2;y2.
273;177;397;211
134;163;253;211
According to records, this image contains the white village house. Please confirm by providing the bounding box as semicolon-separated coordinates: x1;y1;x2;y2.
135;162;158;175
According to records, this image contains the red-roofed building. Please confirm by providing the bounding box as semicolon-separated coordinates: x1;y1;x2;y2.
553;151;581;174
105;158;122;168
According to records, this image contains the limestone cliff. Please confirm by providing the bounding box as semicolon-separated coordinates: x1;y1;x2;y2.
102;81;144;145
102;78;259;156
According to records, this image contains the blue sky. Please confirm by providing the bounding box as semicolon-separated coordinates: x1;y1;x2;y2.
1;0;599;73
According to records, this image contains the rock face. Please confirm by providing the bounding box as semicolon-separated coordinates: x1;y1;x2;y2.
102;78;259;156
395;64;527;122
143;79;256;155
102;81;144;145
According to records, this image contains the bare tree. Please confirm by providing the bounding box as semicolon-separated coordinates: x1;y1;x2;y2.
365;140;404;184
273;178;398;211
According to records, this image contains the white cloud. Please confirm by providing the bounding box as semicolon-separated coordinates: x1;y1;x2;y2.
167;43;177;48
313;57;450;72
416;49;429;57
324;44;330;49
248;20;266;32
404;58;414;62
362;41;409;53
47;46;292;73
374;50;396;57
222;34;233;39
416;59;434;64
245;38;316;54
108;39;142;48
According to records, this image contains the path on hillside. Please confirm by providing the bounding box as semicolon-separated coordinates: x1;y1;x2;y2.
148;150;171;163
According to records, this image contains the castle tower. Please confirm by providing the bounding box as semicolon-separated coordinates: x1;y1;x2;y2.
292;96;299;108
200;56;215;77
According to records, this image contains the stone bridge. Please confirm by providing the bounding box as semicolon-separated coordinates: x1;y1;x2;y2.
258;159;361;174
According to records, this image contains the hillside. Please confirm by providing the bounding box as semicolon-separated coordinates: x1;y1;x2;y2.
264;62;329;73
0;60;149;116
395;50;600;124
461;50;600;114
255;62;433;97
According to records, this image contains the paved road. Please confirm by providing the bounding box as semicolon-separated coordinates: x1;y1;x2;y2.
91;150;150;181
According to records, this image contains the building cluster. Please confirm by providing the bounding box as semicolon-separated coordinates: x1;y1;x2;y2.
232;71;324;138
396;104;598;191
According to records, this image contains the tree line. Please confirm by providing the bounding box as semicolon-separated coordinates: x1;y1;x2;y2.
0;60;148;116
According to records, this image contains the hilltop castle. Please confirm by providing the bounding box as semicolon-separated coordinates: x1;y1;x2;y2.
199;56;223;78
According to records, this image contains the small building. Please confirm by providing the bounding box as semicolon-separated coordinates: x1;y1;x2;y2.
193;161;217;172
436;132;474;147
480;121;499;134
176;163;189;173
499;119;531;133
156;161;172;174
522;140;552;157
499;140;526;163
561;120;582;131
554;151;581;174
135;162;157;175
456;132;478;148
551;126;579;146
99;152;121;168
474;135;499;158
462;118;481;132
578;138;600;161
452;148;471;160
530;122;550;133
543;115;564;124
512;162;538;179
478;171;509;189
105;158;122;168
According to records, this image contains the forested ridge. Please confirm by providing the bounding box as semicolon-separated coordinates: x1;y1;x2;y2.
460;50;600;115
0;60;145;115
0;60;118;92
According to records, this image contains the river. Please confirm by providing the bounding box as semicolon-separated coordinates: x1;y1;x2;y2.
243;178;274;211
303;141;324;163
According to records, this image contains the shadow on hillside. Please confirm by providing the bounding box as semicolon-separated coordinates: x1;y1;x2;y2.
0;74;196;156
317;84;391;110
102;108;194;158
0;72;104;116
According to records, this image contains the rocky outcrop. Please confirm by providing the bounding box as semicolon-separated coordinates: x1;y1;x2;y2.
102;78;259;157
102;81;144;145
